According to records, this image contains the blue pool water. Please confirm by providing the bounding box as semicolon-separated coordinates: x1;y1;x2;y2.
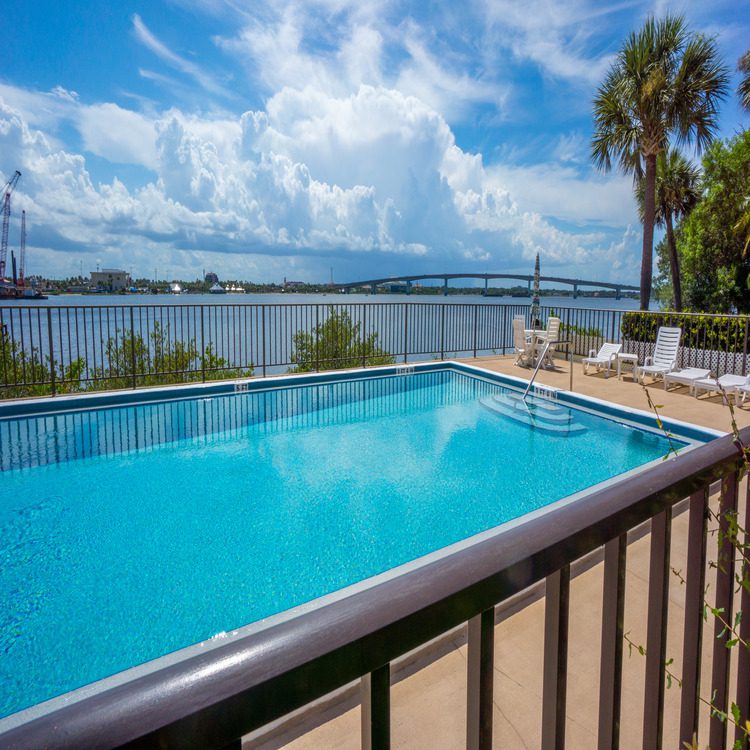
0;369;687;718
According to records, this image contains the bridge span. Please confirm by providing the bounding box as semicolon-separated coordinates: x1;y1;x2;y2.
339;273;639;299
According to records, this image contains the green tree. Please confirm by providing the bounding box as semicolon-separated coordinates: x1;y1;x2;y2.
739;51;750;111
635;148;700;310
678;130;750;312
289;308;394;373
592;14;728;310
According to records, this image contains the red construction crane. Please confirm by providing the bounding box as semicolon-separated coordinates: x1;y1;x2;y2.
18;210;26;288
1;170;22;280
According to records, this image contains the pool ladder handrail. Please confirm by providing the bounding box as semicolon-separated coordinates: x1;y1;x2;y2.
522;339;555;401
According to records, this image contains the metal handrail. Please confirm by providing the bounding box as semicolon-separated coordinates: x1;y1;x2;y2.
522;338;568;400
1;427;746;749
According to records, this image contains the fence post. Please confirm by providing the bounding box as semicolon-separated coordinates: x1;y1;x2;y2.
200;306;206;383
315;305;320;372
47;307;56;397
440;304;445;360
743;317;748;376
472;305;478;358
261;306;267;378
129;306;137;389
362;305;367;369
403;304;408;364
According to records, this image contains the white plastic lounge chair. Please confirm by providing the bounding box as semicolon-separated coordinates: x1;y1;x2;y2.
637;327;682;384
662;367;712;394
512;317;535;367
692;373;749;403
737;381;750;405
582;342;622;377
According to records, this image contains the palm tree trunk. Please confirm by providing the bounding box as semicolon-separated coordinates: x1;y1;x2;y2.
665;211;682;311
640;153;657;310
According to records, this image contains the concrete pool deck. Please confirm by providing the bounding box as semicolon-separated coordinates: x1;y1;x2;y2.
255;355;749;750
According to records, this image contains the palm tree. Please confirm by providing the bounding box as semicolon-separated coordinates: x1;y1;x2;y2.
635;149;700;310
739;51;750;111
592;15;728;309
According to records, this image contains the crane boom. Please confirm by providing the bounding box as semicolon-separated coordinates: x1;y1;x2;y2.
19;210;26;288
0;170;22;280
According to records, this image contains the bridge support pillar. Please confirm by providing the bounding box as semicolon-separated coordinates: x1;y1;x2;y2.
443;278;448;296
406;280;412;295
527;279;531;294
615;286;621;300
573;284;578;300
483;278;488;297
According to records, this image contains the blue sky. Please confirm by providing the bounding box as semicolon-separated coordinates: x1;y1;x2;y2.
2;0;748;284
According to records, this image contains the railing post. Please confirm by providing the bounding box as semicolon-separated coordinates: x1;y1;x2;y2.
361;664;390;750
542;565;570;750
736;478;750;747
473;305;478;358
261;305;267;378
643;507;672;750
501;305;507;354
315;305;320;372
679;489;708;746
709;470;739;750
403;304;408;364
199;306;205;382
47;307;56;396
362;304;367;369
440;304;445;360
467;608;494;750
742;316;748;376
598;534;626;750
130;306;137;389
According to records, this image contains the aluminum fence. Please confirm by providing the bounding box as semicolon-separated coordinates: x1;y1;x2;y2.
2;302;750;398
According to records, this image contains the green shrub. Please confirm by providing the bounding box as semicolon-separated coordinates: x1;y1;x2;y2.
621;311;748;352
290;307;395;372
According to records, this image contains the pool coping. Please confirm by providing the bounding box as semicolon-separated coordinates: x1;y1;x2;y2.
0;360;722;733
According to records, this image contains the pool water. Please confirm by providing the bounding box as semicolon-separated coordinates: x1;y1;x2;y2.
0;369;686;718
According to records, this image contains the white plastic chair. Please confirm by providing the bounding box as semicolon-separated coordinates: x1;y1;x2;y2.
637;327;682;384
537;317;561;368
582;342;622;377
512;317;535;367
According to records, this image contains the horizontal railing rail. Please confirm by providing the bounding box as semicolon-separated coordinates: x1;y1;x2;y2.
3;302;750;398
2;426;748;749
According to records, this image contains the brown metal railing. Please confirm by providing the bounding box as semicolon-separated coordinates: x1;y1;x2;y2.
1;425;748;749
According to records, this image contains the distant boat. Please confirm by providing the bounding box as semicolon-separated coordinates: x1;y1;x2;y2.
19;287;47;300
0;282;47;300
227;285;246;294
209;283;226;294
169;283;183;294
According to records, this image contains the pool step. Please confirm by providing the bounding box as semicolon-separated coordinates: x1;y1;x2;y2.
480;395;587;435
493;394;571;422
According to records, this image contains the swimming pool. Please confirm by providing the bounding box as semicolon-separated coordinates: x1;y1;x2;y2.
0;363;715;721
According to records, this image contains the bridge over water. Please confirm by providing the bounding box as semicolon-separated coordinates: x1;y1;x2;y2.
339;273;639;299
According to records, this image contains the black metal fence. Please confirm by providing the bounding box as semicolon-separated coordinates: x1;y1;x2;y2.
3;302;750;398
2;421;747;749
